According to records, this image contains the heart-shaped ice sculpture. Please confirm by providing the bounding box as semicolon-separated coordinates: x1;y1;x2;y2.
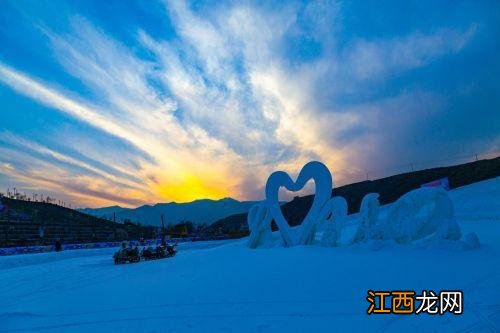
265;161;333;247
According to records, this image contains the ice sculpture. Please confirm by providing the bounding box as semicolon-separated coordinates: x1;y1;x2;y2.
247;203;273;249
351;193;381;243
384;187;459;243
316;196;348;247
247;161;350;248
247;160;473;250
352;187;461;244
265;161;333;247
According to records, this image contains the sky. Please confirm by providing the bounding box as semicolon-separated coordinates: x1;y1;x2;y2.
0;0;499;208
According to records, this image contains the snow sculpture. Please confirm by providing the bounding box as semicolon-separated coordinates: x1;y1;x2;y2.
265;161;333;247
384;187;459;243
316;196;348;247
352;187;461;244
248;161;341;248
351;193;381;243
247;160;473;250
247;203;273;249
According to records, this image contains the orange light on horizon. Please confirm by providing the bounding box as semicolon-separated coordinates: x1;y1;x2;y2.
152;172;231;203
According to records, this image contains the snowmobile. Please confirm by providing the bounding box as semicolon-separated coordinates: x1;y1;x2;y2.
141;243;177;260
113;246;141;264
140;246;157;260
164;243;177;257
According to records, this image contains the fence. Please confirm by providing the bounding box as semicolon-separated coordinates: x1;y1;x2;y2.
0;237;199;256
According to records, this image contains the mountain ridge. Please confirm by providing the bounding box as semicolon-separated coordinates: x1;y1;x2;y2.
78;197;258;226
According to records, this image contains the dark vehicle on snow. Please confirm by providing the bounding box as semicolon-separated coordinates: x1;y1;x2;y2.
113;242;177;264
113;243;141;264
141;243;177;260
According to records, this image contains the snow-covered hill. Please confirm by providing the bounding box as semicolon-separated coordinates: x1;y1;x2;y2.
1;178;499;332
79;197;258;226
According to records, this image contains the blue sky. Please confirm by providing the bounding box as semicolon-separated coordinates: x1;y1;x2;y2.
0;0;499;207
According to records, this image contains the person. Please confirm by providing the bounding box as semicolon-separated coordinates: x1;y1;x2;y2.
119;242;127;256
55;240;62;252
142;245;153;259
155;244;163;257
166;243;176;256
113;242;127;263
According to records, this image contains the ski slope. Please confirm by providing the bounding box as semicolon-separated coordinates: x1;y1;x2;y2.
1;178;499;332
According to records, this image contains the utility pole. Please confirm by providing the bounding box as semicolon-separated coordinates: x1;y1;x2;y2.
160;214;166;245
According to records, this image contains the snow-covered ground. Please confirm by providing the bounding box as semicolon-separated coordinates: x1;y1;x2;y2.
1;178;499;332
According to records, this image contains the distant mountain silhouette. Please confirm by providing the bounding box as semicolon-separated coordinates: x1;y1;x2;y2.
79;198;259;226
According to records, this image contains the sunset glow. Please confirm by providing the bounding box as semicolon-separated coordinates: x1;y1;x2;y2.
0;1;498;208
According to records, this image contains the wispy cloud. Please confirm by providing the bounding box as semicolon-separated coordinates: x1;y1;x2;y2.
344;25;478;81
0;0;492;207
0;145;147;206
0;132;145;191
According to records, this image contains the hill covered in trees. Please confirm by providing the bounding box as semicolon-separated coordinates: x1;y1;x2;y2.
0;198;156;247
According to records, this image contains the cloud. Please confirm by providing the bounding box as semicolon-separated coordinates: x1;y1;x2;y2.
0;0;490;207
0;145;147;207
344;25;478;81
0;63;146;153
0;132;145;191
